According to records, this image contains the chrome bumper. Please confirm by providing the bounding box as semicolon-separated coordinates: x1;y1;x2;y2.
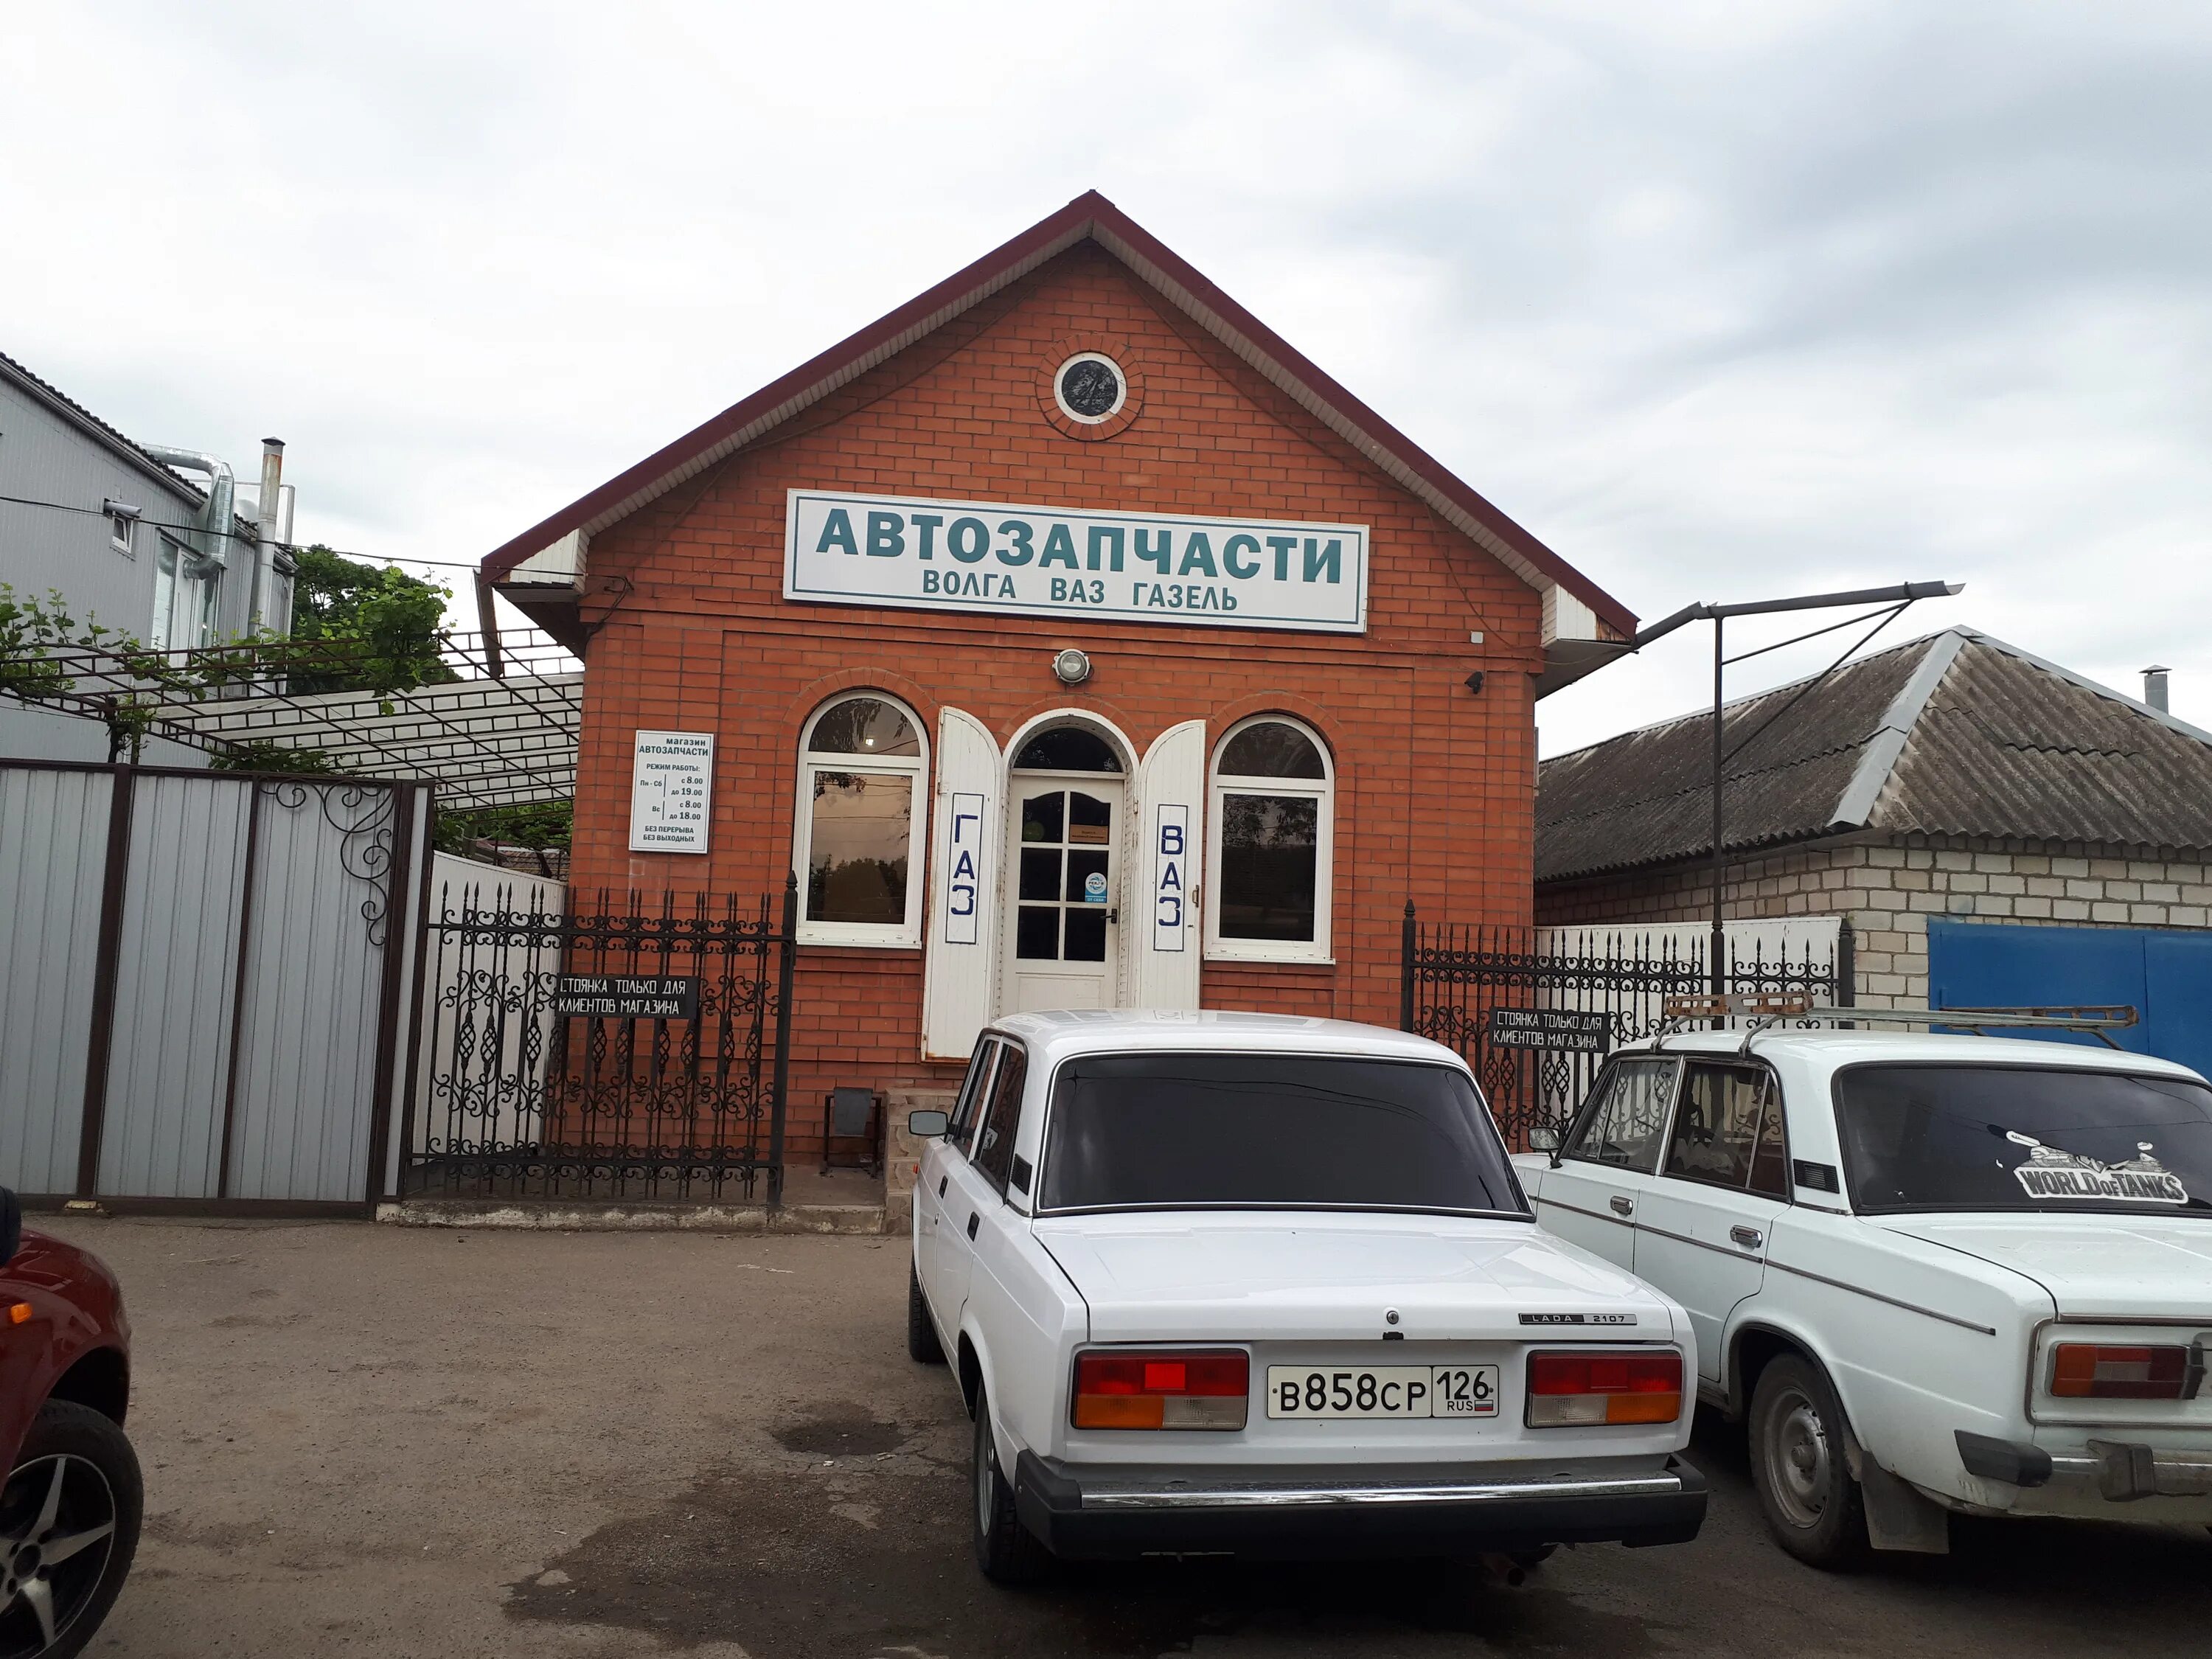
1079;1468;1694;1510
1012;1453;1708;1559
1958;1430;2212;1501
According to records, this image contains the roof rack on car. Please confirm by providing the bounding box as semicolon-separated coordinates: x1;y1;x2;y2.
1654;995;2140;1054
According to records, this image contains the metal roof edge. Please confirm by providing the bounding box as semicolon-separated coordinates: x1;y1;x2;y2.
1826;627;1971;830
0;349;209;507
1957;629;2212;749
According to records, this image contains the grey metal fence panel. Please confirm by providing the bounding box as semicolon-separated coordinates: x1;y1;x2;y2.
0;767;112;1193
96;773;251;1198
226;782;403;1202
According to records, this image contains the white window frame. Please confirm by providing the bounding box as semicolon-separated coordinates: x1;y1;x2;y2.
108;510;136;557
1204;714;1334;964
791;690;930;948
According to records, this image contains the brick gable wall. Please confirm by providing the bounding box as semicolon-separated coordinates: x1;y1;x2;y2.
563;244;1543;1150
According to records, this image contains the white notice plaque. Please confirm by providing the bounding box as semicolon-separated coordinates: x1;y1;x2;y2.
629;731;714;854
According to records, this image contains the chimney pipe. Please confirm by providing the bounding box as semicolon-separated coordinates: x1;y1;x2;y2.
2143;666;2170;713
252;439;290;637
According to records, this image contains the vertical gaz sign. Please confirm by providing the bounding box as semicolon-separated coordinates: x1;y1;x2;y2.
629;730;714;853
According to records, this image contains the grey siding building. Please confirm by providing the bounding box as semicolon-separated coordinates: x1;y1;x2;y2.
1;349;295;761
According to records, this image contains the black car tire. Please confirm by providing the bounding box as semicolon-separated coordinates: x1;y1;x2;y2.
970;1383;1052;1586
906;1266;945;1365
1;1399;143;1659
1747;1354;1869;1571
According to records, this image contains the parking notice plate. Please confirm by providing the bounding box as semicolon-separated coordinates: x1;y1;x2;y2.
1265;1365;1500;1419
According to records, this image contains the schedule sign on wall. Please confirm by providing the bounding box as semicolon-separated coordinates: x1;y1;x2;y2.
629;730;714;853
785;489;1369;634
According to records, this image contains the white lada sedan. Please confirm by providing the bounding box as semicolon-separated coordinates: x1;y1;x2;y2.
1514;1026;2212;1568
905;1011;1707;1583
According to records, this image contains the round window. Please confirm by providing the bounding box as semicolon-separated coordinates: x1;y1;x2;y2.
1054;353;1126;424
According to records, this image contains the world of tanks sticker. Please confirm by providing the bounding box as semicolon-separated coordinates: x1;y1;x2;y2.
2008;1135;2190;1206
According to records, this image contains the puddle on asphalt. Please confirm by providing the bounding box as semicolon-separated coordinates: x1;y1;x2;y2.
503;1416;1660;1658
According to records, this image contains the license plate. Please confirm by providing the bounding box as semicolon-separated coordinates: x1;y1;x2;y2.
1265;1365;1500;1419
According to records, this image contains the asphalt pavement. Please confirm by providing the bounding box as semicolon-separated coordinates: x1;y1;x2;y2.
38;1216;2210;1658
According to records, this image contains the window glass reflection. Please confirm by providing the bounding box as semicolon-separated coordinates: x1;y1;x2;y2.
805;770;912;924
1218;792;1317;942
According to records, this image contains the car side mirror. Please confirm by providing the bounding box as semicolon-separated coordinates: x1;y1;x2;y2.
0;1187;19;1267
1527;1126;1563;1166
907;1110;950;1138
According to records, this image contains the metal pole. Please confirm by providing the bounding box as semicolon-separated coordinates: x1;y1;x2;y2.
1399;901;1416;1033
1711;616;1726;1006
768;871;798;1208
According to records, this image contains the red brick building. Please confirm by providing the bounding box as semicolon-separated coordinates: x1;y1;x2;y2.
481;193;1633;1151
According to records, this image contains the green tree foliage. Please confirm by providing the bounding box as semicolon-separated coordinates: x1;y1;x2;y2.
286;546;459;696
208;740;344;774
435;800;572;876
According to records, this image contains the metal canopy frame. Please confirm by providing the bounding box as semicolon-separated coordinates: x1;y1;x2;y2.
2;628;581;809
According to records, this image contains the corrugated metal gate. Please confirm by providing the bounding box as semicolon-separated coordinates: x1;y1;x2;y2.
0;761;431;1210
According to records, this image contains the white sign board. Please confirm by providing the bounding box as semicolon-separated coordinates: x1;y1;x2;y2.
628;730;714;853
944;791;985;945
785;489;1368;634
1152;804;1190;951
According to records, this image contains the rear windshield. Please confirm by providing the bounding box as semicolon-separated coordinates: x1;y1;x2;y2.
1037;1052;1528;1217
1834;1064;2212;1217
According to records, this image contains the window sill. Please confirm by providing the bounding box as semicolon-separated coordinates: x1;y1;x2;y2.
796;934;923;954
1203;951;1337;970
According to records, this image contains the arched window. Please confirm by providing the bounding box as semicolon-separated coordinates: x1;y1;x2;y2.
1206;715;1333;962
793;692;928;946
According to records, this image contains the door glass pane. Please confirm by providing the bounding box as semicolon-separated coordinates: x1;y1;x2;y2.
1019;849;1061;902
1020;792;1064;844
1063;908;1107;961
1747;1085;1789;1197
1068;791;1111;842
805;769;912;925
973;1047;1029;1190
1567;1060;1678;1172
1218;792;1317;942
1016;906;1060;959
1064;849;1108;903
1013;728;1121;771
1665;1065;1764;1187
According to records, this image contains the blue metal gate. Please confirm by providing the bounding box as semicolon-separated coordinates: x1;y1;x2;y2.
1927;918;2212;1078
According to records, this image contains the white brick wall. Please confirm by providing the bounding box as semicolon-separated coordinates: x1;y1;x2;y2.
1537;834;2212;1009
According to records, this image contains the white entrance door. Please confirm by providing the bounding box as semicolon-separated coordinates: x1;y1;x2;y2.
1002;776;1123;1012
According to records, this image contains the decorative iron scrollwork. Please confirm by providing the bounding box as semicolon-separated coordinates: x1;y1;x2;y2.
259;780;400;945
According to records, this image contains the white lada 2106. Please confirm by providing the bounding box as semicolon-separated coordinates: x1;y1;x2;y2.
905;1011;1707;1583
1515;1023;2212;1568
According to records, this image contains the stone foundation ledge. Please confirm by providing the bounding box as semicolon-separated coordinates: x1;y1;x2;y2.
375;1197;887;1236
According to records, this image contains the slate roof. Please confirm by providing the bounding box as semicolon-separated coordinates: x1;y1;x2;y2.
1537;628;2212;882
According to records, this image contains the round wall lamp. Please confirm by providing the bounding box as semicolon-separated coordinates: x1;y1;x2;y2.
1052;648;1092;686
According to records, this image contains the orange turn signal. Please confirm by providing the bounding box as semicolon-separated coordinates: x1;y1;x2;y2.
5;1302;30;1326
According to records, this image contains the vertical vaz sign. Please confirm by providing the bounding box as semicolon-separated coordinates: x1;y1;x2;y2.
785;490;1368;634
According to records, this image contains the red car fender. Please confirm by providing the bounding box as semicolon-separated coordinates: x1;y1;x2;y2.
0;1228;132;1470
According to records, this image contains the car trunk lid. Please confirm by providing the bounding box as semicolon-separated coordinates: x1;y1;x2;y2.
1880;1214;2212;1319
1032;1211;1671;1343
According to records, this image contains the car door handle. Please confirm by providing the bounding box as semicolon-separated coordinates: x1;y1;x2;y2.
1610;1195;1634;1217
967;1213;980;1241
1731;1225;1764;1250
937;1176;947;1197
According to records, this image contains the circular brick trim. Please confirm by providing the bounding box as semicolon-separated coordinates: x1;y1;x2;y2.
1038;335;1145;442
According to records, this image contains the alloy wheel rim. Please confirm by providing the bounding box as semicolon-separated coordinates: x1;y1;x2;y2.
1;1453;118;1658
1764;1388;1832;1529
975;1413;995;1536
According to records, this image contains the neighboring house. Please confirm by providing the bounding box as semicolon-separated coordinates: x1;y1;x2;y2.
1536;627;2212;1074
1;349;296;760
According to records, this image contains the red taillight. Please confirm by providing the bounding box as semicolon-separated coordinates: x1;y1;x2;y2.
2048;1343;2189;1400
1072;1349;1249;1430
1526;1349;1684;1427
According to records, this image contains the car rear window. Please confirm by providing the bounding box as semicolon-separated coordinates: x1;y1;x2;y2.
1834;1063;2212;1216
1037;1052;1528;1217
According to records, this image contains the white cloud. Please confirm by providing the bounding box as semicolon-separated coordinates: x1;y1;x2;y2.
3;0;2206;737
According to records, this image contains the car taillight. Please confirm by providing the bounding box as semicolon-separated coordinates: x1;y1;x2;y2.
1071;1349;1249;1430
1526;1349;1683;1426
2048;1343;2190;1400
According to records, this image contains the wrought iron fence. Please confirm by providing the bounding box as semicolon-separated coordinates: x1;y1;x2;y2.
406;877;796;1203
1400;908;1848;1149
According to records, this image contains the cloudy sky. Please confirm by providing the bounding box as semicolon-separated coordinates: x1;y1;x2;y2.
4;1;2205;752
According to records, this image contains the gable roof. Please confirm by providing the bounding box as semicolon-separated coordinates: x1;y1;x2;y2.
478;191;1634;640
1537;627;2212;882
